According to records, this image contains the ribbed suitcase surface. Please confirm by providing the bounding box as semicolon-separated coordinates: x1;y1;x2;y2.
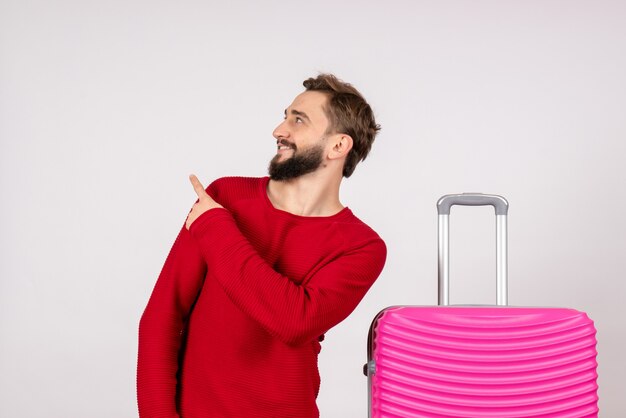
370;306;598;417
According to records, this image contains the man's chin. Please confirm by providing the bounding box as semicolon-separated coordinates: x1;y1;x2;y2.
271;151;291;161
274;154;291;163
268;144;324;181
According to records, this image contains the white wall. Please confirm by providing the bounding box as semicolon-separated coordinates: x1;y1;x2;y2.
1;1;624;416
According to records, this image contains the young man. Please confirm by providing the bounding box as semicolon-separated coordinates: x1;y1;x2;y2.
137;74;386;418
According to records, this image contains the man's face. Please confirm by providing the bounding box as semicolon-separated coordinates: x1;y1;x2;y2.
268;91;332;181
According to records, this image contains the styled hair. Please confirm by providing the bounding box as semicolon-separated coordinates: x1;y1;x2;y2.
302;74;380;178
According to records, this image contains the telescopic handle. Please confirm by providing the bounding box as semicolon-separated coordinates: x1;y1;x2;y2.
436;193;509;306
437;194;509;216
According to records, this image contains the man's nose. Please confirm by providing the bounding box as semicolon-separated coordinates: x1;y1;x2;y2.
272;120;290;140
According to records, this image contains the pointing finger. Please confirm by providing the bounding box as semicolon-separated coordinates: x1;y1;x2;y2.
189;174;208;199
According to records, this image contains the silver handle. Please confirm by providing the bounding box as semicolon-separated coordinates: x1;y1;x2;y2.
437;193;509;306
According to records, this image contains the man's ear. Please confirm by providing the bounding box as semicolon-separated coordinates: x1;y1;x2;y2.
328;134;353;160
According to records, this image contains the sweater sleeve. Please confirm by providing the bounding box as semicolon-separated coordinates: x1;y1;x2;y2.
138;217;212;416
188;208;386;347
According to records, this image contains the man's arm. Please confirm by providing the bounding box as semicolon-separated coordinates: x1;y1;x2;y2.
137;223;207;416
188;208;386;346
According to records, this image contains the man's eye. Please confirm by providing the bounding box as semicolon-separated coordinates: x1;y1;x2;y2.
295;117;303;123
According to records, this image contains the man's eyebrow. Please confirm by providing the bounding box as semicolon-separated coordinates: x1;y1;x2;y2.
284;108;311;122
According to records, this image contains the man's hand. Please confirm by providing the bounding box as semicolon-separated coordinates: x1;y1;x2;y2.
185;174;223;230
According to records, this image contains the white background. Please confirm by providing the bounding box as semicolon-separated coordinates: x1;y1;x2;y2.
1;1;625;416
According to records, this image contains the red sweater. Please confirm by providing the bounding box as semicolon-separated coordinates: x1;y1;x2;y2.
137;176;386;418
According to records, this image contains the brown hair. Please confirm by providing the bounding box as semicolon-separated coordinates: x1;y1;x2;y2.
303;74;380;178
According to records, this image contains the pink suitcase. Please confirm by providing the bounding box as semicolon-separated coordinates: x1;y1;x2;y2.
365;194;598;417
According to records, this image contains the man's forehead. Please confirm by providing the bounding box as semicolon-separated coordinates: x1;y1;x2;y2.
288;90;329;114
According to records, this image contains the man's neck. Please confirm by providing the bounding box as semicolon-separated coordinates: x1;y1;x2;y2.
267;172;344;217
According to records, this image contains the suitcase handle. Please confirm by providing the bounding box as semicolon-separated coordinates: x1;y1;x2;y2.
436;193;509;306
437;194;508;216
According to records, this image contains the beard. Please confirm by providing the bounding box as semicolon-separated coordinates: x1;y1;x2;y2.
268;141;325;181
